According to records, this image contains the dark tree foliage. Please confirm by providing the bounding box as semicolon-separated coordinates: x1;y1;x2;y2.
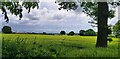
68;31;75;36
2;26;12;34
107;28;112;35
113;20;120;33
56;0;120;47
1;2;39;22
56;1;119;26
43;32;47;35
57;2;78;11
85;29;96;36
107;25;112;35
79;30;86;36
113;20;120;38
79;29;96;36
60;31;66;35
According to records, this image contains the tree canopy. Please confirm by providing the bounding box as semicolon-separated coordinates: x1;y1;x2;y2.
56;1;120;26
79;29;96;36
56;0;120;47
1;2;39;22
79;30;86;36
68;31;75;36
2;26;12;34
60;31;66;35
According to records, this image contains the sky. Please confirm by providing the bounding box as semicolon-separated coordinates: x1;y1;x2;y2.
0;1;119;33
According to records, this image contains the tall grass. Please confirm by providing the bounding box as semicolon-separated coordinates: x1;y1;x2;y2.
1;34;119;58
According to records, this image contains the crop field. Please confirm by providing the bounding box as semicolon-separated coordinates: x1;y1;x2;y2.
1;34;119;58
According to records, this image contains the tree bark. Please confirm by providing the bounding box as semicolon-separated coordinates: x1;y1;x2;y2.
96;2;108;48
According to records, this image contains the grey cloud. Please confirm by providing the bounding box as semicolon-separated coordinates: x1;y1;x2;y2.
52;14;64;20
28;15;40;20
24;13;40;20
0;2;117;33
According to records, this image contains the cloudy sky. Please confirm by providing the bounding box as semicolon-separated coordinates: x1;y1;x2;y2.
0;1;119;33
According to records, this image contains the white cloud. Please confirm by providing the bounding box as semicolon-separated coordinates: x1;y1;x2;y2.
1;2;118;33
108;7;118;25
40;0;55;2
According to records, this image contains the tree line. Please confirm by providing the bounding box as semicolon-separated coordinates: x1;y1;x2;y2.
1;26;96;36
60;29;96;36
1;23;119;37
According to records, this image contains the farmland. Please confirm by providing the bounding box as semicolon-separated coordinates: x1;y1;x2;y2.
1;34;119;58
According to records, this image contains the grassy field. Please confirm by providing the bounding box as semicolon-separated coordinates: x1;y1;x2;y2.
1;34;119;58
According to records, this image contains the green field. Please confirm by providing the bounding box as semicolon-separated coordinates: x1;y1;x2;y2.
1;34;119;58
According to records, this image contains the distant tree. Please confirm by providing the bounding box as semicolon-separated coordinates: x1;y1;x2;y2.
12;32;16;34
2;26;12;34
79;29;96;36
43;32;46;35
31;32;36;34
79;30;86;36
68;31;75;36
85;29;96;36
60;31;66;35
47;33;55;35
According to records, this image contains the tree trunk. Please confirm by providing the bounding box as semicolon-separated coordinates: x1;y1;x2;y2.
96;2;108;48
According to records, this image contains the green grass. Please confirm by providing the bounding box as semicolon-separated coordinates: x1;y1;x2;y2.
1;34;119;58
